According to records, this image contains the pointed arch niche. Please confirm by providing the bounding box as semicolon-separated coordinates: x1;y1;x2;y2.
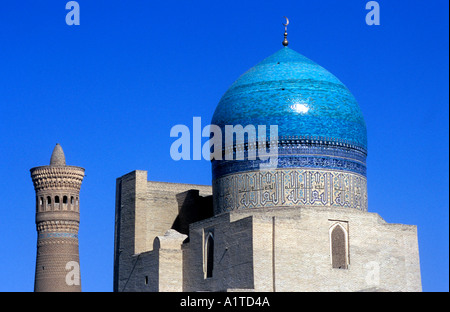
329;221;349;269
203;230;214;279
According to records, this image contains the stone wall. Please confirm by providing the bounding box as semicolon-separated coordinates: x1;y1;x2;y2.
114;170;421;292
113;170;212;292
183;213;254;292
187;206;422;292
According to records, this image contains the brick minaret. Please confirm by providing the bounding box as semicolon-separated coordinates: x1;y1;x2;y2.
30;144;85;292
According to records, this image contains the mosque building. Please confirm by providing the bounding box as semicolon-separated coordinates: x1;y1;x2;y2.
112;24;422;292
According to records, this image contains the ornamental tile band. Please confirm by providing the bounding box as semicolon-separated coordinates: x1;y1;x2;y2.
38;232;79;239
213;168;367;214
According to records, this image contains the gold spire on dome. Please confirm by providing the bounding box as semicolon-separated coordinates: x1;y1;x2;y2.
282;16;289;46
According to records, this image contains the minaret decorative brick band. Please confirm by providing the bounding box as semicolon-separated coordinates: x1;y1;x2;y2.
30;144;85;292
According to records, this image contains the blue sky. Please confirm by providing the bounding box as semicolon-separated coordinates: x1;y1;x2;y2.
0;1;448;292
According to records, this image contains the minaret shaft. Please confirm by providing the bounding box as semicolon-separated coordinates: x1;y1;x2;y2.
30;144;85;292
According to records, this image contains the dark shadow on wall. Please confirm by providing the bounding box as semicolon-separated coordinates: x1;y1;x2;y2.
172;190;213;240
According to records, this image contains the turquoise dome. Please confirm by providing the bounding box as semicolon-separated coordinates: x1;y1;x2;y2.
211;46;369;214
211;47;367;151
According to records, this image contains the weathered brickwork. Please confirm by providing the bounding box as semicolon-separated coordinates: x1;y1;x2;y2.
30;144;84;292
113;170;212;292
113;170;421;292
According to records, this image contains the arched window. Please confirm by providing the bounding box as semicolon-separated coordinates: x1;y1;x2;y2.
63;196;68;210
204;231;214;278
55;196;60;210
330;224;348;269
46;196;52;210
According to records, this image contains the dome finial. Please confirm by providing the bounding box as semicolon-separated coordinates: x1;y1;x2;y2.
282;16;289;46
50;143;66;166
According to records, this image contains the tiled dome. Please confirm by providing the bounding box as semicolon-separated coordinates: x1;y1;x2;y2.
211;46;369;214
212;47;367;151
